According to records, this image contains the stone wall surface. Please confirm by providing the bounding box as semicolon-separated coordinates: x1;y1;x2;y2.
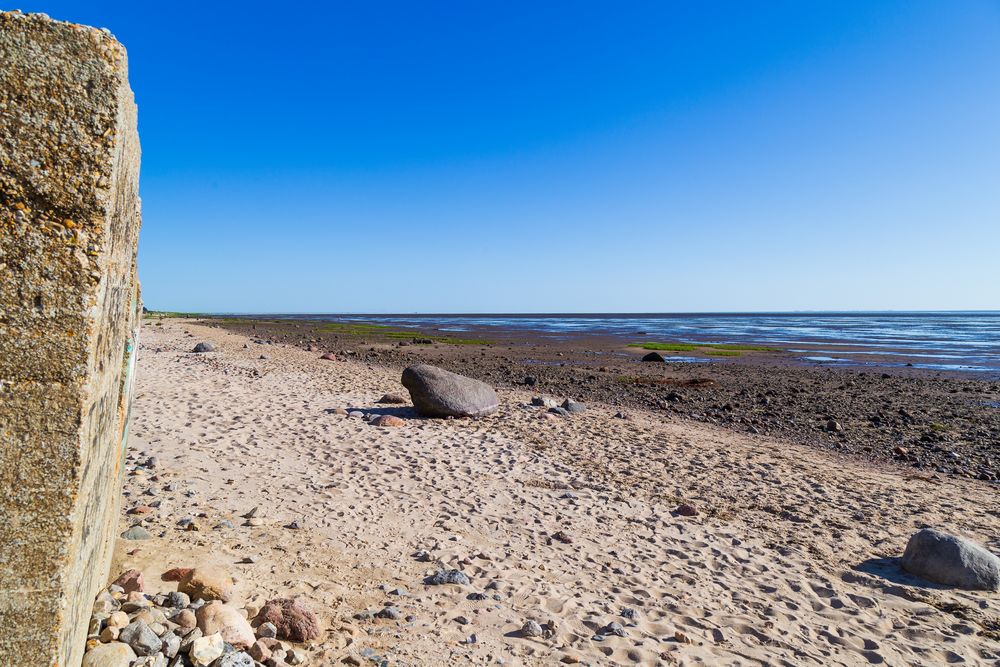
0;11;141;667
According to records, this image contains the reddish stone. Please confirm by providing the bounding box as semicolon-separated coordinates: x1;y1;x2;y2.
127;505;153;515
253;598;320;642
319;353;337;361
161;567;193;582
112;568;144;593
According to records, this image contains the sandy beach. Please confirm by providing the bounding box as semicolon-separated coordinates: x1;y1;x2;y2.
103;318;1000;666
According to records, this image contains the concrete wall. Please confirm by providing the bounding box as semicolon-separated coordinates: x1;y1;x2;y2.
0;11;142;667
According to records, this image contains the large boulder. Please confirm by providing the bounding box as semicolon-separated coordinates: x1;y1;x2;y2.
901;528;1000;590
401;365;499;418
641;351;666;362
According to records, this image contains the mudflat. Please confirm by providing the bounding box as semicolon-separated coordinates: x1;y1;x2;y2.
108;318;1000;665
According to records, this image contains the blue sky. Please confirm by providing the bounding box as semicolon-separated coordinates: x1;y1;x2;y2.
17;1;1000;312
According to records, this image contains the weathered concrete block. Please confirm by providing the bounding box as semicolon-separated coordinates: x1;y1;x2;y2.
0;11;142;667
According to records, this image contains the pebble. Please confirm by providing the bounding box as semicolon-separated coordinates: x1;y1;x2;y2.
375;606;402;620
188;632;224;666
118;620;161;656
520;620;544;638
426;569;471;585
120;525;151;540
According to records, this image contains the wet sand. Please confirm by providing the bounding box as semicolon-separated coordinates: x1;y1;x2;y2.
111;318;1000;665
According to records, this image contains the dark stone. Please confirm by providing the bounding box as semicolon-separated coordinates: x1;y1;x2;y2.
642;352;666;362
401;365;499;418
193;342;215;353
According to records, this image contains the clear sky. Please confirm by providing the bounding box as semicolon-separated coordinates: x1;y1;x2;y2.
16;1;1000;313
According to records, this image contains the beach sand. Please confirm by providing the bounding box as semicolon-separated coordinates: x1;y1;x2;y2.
111;319;1000;665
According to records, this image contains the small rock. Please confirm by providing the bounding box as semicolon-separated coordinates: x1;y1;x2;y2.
675;503;698;517
192;342;215;353
375;606;402;620
81;642;136;667
120;526;150;540
520;620;544;638
425;569;471;586
604;621;627;637
111;569;144;594
248;639;272;663
253;597;320;642
196;601;255;648
377;393;407;404
118;620;161;656
188;632;225;666
641;352;666;362
826;419;843;432
214;652;254;667
177;567;235;602
561;399;587;414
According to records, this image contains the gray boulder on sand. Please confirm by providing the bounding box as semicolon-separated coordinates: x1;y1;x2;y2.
900;528;1000;591
192;342;215;353
401;365;499;418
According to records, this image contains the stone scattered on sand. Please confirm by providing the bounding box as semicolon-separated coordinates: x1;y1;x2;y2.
901;528;1000;591
826;419;843;432
523;375;538;386
121;525;150;540
401;364;499;418
195;602;255;648
531;396;559;409
320;353;337;361
192;342;215;353
603;621;627;637
520;620;544;638
426;569;471;585
176;567;235;603
642;351;666;362
112;569;144;593
548;406;570;418
377;392;408;404
676;503;698;517
370;414;406;427
253;597;320;642
562;398;587;414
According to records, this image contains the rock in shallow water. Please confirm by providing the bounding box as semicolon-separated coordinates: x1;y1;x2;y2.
641;352;666;362
401;364;499;418
901;528;1000;590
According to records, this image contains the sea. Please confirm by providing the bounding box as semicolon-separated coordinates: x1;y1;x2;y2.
249;312;1000;376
